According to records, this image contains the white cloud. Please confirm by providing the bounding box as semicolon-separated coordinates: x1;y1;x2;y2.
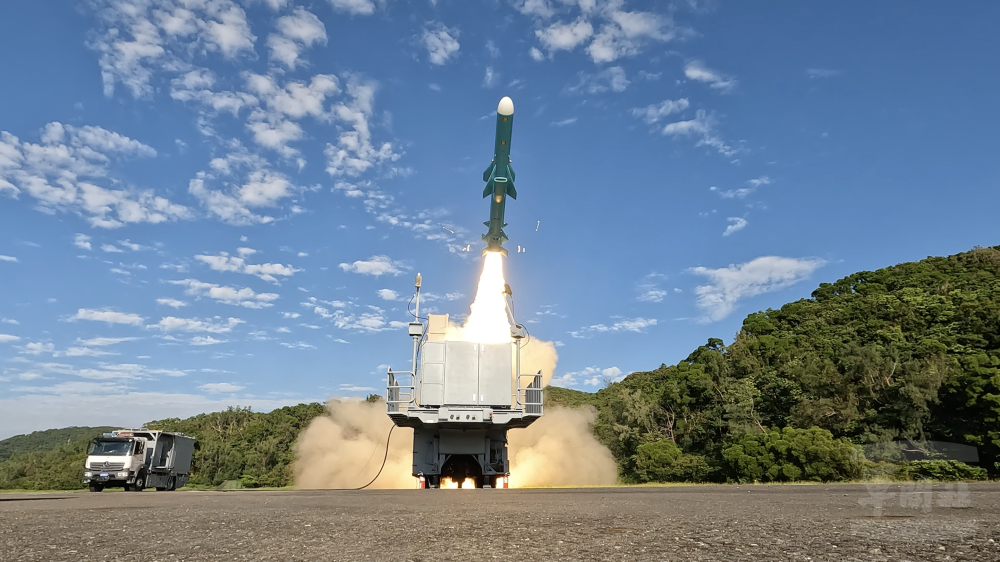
62;347;119;357
339;384;376;392
551;117;578;127
195;251;299;283
550;366;625;388
327;0;378;16
89;0;257;99
586;10;687;64
169;69;259;118
157;297;187;308
658;110;738;157
188;173;278;226
21;342;55;355
378;289;400;300
806;68;842;79
324;76;402;177
190;335;225;346
76;337;140;346
421;23;461;65
282;312;301;319
486;40;500;58
483;66;496;88
170;278;280;308
515;0;556;19
715;187;755;199
536;18;593;53
267;8;327;70
117;239;144;251
569;317;657;338
684;60;737;92
747;176;772;188
281;341;316;349
0;334;21;343
529;47;545;61
71;308;144;325
302;301;404;334
101;244;123;253
0;255;17;262
148;316;245;333
199;382;244;393
723;217;748;236
632;98;690;124
339;255;408;277
204;6;256;58
689;256;826;322
1;318;18;325
242;71;336;155
568;66;630;94
0;124;188;228
638;289;667;302
73;233;92;250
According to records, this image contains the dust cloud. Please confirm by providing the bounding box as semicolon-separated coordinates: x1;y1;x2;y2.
518;338;558;387
507;406;618;488
294;399;413;489
294;400;619;489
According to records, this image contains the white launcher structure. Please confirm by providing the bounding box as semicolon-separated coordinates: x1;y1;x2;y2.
386;275;542;489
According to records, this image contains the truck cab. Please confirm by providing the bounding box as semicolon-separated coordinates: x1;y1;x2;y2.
84;434;147;492
84;429;194;492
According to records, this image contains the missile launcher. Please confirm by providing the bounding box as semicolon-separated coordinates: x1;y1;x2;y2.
386;304;542;489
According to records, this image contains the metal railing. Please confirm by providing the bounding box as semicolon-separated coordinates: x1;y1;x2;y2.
386;370;414;414
516;373;543;416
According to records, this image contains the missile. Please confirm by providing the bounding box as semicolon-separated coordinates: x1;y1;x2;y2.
481;96;517;257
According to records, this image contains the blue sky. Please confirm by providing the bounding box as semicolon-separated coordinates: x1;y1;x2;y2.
1;0;998;438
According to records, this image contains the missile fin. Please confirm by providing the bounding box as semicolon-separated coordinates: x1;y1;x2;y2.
483;163;495;182
482;180;493;199
508;164;515;181
506;178;517;200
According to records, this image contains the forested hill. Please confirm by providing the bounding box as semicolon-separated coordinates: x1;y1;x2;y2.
0;427;115;463
578;244;1000;481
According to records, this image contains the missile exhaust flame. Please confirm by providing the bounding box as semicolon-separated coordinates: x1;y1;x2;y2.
460;252;511;344
440;477;476;489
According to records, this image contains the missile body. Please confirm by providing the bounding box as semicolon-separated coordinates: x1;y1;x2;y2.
481;97;517;257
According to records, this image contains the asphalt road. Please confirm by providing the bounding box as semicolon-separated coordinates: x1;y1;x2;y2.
2;483;998;561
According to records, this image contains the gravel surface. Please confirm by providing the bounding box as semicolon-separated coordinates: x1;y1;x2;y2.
2;483;998;561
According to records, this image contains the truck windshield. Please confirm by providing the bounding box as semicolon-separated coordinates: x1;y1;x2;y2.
90;440;132;456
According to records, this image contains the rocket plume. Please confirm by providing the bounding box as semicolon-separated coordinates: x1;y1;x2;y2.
461;252;511;344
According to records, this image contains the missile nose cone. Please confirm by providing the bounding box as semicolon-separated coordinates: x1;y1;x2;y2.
497;96;514;116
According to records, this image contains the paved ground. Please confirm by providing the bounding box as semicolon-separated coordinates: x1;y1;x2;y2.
1;483;998;561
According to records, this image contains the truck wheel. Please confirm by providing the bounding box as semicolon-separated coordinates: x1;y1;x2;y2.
88;484;104;493
130;472;146;492
166;476;176;491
